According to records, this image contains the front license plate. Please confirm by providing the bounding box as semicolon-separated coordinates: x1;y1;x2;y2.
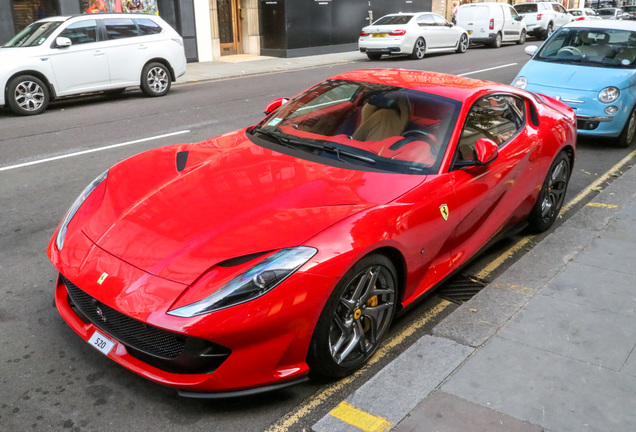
372;33;386;38
88;330;115;356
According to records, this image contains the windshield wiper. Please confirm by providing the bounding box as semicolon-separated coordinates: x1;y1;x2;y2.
251;126;376;165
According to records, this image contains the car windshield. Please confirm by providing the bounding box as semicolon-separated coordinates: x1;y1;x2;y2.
568;9;583;16
515;4;538;13
249;79;461;175
596;8;616;15
2;21;62;47
535;27;636;68
373;15;413;25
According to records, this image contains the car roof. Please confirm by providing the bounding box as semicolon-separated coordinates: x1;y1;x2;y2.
563;19;634;30
330;69;514;103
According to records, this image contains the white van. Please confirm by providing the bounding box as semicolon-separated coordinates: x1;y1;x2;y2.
455;2;527;47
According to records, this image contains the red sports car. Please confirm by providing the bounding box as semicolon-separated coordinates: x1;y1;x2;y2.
48;69;576;397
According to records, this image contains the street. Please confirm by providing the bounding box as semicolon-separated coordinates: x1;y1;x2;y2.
1;42;634;432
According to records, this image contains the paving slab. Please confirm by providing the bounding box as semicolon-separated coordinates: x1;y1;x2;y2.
498;294;636;371
393;391;543;432
312;336;473;432
574;236;636;275
442;337;636;432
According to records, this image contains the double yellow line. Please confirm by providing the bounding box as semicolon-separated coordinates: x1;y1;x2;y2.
267;149;636;432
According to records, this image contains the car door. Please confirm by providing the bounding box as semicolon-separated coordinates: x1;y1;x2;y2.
101;17;145;86
48;19;111;95
506;5;522;41
553;3;570;27
416;14;443;49
446;94;539;269
432;13;459;48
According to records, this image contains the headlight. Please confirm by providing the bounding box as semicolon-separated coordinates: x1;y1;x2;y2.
55;171;108;250
513;76;527;89
168;247;318;317
599;87;620;103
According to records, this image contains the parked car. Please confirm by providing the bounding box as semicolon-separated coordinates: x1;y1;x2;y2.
358;12;469;60
623;5;636;20
567;8;603;21
455;2;527;47
513;21;636;147
48;69;576;396
0;13;186;116
596;7;627;20
514;2;573;39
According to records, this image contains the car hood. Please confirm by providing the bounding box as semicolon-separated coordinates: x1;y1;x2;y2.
81;129;424;285
520;59;636;91
0;46;43;61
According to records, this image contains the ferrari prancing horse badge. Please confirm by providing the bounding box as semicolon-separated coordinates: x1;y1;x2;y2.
439;204;449;221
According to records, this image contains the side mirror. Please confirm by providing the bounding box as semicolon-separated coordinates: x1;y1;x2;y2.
515;15;524;21
55;37;72;48
264;97;289;115
474;138;498;165
525;45;538;56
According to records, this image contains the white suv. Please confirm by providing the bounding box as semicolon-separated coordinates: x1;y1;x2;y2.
514;2;572;40
0;14;186;116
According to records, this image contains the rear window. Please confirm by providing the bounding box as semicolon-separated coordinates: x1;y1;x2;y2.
136;18;162;35
104;18;140;40
374;15;413;25
515;4;538;13
596;9;616;16
568;9;583;16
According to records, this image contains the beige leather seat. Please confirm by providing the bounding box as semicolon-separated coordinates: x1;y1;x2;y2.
352;94;410;141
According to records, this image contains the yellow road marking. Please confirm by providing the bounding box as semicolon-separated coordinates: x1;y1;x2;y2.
586;202;619;209
264;300;451;432
269;149;636;432
328;402;393;432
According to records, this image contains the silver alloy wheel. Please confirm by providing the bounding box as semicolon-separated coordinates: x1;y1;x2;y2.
146;66;169;94
328;265;395;366
540;159;568;224
413;38;426;59
14;80;45;112
458;34;468;52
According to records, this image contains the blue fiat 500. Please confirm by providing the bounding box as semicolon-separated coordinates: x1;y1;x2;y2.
513;20;636;147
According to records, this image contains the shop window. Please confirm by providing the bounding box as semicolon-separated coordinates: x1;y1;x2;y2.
11;0;58;33
80;0;159;14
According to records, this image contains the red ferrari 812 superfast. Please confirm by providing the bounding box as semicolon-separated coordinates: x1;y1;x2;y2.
48;69;576;397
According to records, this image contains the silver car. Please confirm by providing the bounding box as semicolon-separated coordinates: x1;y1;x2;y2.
358;12;469;60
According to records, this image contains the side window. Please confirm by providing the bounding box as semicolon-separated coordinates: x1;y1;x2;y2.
59;20;98;45
432;14;448;26
457;95;526;161
417;14;435;26
509;7;519;20
136;18;162;35
104;18;140;40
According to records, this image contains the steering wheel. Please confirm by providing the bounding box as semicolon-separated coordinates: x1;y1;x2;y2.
403;129;439;152
557;46;582;57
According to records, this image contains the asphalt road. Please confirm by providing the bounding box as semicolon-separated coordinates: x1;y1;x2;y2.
1;41;634;432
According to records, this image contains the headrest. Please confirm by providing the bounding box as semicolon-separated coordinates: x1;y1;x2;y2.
596;32;609;45
367;93;398;109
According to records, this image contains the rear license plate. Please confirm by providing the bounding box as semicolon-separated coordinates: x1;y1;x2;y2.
372;33;386;38
88;330;115;356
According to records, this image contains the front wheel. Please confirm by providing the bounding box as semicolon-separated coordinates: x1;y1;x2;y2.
617;105;636;148
307;254;398;378
7;75;49;116
410;38;426;59
490;33;502;48
527;151;571;233
517;30;527;45
543;23;554;40
456;34;468;53
140;62;171;97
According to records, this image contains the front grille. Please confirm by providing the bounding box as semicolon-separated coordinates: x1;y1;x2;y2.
577;119;599;131
61;275;231;374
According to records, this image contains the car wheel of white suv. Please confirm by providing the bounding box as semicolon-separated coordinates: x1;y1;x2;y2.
7;75;50;116
141;62;171;97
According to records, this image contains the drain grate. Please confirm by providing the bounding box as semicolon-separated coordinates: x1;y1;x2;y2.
437;274;488;305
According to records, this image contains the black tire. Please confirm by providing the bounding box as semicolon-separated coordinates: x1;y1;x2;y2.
307;254;398;378
527;151;571;233
517;30;527;45
543;23;553;40
7;75;49;116
617;105;636;148
140;62;171;97
410;38;426;59
490;32;502;48
366;52;382;60
456;33;468;53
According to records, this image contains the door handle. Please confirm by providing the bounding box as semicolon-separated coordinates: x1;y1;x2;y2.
94;50;105;56
138;45;148;50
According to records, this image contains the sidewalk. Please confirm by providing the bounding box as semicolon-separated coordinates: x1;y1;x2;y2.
313;163;636;432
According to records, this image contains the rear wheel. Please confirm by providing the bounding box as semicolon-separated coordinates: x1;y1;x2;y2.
366;52;382;60
410;38;426;59
140;62;171;97
7;75;49;116
490;32;502;48
527;151;571;233
456;33;468;53
617;105;636;148
307;254;397;378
